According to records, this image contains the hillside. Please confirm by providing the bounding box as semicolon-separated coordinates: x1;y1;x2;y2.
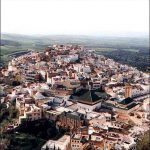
0;33;149;71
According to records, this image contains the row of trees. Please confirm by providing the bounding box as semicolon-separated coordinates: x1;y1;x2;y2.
97;49;149;72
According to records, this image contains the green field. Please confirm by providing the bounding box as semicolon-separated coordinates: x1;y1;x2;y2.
95;47;117;52
122;48;139;52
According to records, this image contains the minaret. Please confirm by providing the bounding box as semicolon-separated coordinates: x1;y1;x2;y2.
125;83;132;98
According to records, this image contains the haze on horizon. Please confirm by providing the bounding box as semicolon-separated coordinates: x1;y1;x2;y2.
1;0;149;37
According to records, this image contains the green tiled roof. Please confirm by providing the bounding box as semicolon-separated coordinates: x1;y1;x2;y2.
72;89;109;104
119;97;133;105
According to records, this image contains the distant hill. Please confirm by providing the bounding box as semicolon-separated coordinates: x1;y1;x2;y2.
0;39;21;46
1;33;149;48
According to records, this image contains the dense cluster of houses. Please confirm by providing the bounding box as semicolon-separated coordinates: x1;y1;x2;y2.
0;44;149;150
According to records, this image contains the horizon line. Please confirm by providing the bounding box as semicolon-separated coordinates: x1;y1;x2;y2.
1;32;149;38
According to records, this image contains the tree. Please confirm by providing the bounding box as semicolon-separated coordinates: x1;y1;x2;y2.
136;130;150;150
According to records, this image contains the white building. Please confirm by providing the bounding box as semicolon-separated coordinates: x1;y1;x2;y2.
64;54;78;62
19;104;42;124
41;135;70;150
83;66;91;73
